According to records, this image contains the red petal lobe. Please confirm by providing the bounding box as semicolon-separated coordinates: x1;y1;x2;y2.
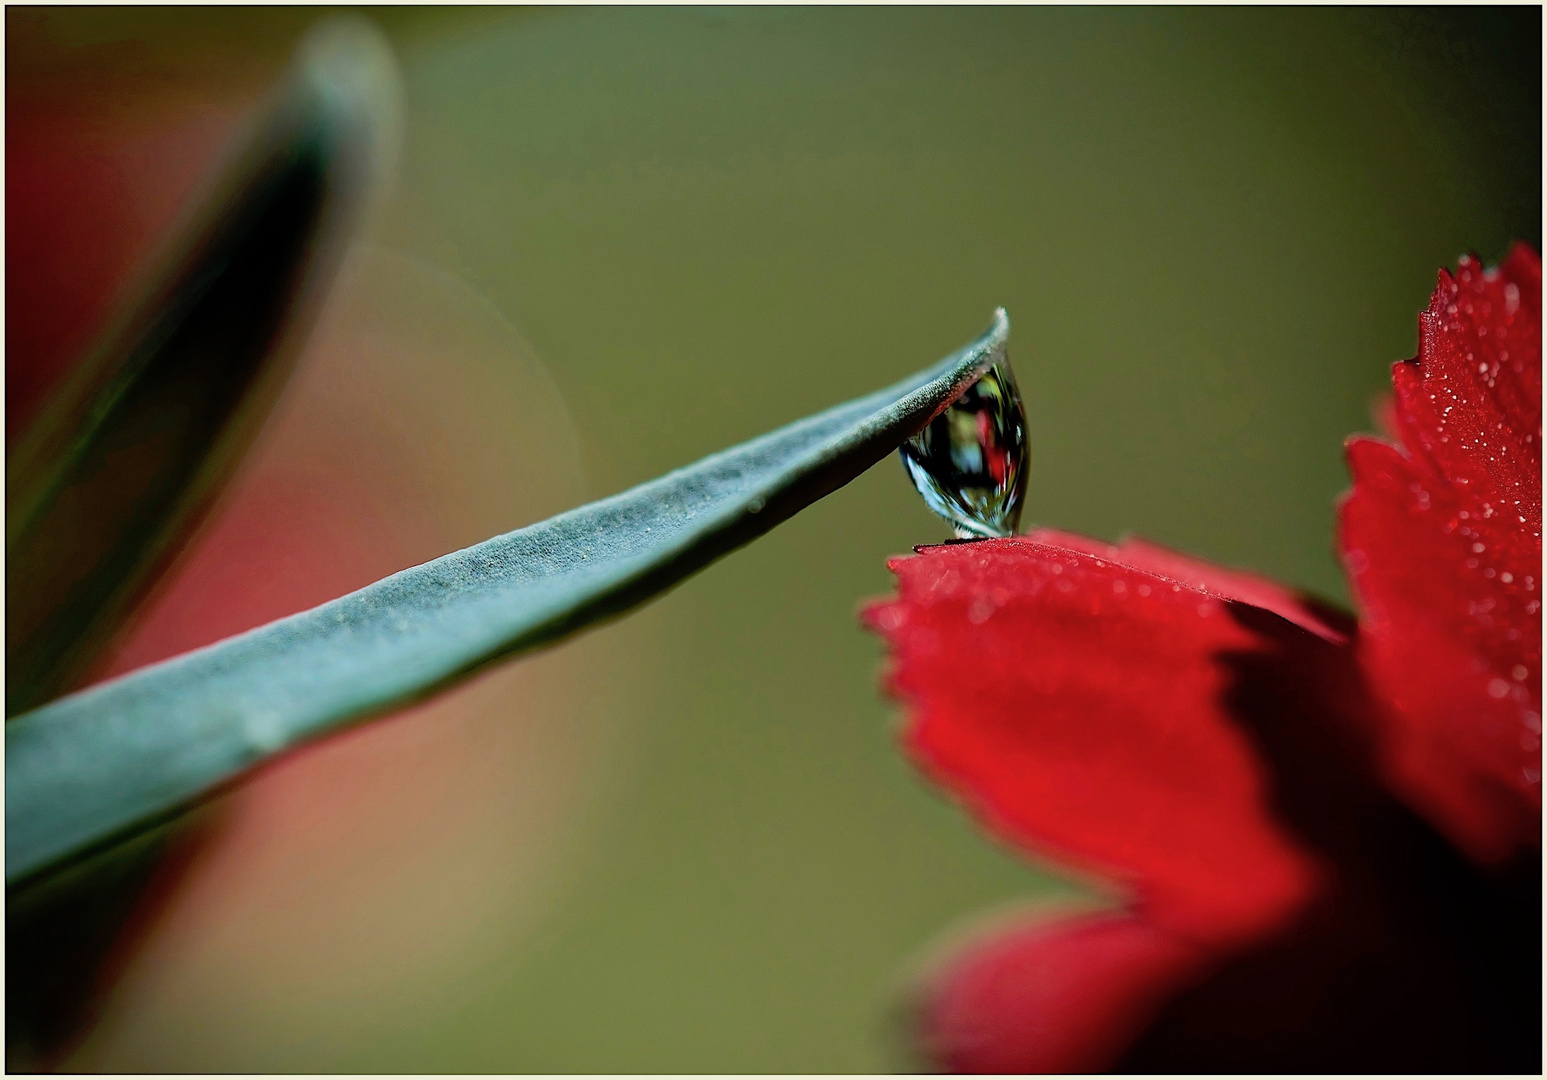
1391;246;1541;520
916;911;1207;1074
1340;437;1541;862
866;538;1321;946
1338;247;1542;863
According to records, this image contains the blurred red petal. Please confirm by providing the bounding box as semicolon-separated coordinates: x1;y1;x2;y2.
5;93;252;438
916;910;1206;1074
865;537;1321;947
1371;391;1402;445
1338;247;1542;864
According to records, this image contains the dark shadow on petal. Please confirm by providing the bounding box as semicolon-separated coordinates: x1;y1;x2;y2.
1116;602;1541;1073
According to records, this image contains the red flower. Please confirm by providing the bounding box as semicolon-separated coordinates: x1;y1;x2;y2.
865;246;1541;1072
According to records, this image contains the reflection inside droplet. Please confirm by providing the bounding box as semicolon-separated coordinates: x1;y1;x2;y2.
899;356;1027;538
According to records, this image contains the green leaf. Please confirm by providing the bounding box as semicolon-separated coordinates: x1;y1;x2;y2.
5;20;400;717
6;309;1009;887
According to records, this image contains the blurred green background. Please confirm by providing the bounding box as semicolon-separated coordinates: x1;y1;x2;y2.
10;6;1541;1072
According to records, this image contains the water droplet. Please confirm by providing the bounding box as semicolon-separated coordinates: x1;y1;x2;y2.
900;357;1028;538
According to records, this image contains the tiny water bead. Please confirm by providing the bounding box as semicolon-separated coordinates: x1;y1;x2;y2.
900;356;1028;538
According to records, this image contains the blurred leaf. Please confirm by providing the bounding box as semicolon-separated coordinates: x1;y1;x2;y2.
4;19;401;716
5;21;400;1066
6;309;1009;888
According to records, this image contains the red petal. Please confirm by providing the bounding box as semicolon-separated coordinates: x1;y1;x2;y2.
1025;529;1350;644
1340;438;1541;862
1370;391;1403;445
915;910;1207;1074
1338;248;1542;863
1391;245;1541;527
865;537;1322;947
6;84;252;436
